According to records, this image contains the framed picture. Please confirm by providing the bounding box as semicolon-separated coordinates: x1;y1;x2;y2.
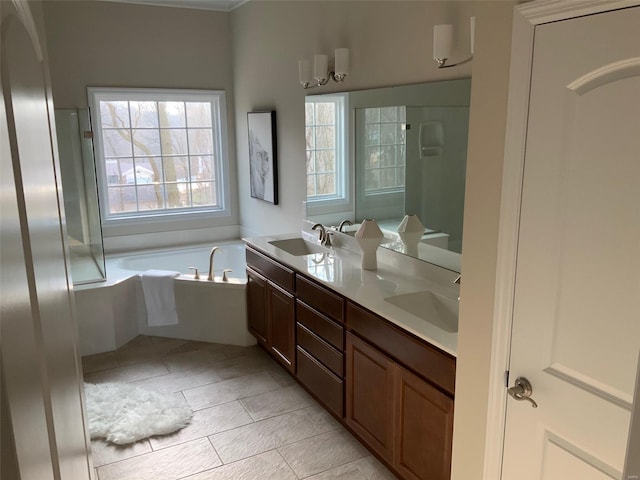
247;111;278;205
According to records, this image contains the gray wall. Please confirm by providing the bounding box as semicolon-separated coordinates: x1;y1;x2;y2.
452;2;518;478
230;0;474;237
42;0;240;242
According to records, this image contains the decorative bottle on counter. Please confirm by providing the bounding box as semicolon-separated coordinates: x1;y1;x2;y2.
355;219;384;270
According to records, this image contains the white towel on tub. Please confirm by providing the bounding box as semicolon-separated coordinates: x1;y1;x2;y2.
140;270;180;327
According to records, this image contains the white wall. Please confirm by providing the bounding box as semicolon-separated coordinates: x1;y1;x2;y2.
452;2;518;479
230;0;474;237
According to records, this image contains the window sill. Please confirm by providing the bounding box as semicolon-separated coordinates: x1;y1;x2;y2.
102;209;235;238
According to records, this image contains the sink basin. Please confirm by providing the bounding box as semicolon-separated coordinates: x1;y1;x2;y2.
384;290;458;333
268;238;327;256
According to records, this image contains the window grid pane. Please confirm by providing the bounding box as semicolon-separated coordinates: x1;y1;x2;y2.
97;96;222;216
363;106;406;193
305;99;339;199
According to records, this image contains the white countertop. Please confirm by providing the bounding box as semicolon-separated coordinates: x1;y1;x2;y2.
243;233;459;357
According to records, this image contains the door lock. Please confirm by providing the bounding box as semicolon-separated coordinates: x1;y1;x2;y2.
507;377;538;408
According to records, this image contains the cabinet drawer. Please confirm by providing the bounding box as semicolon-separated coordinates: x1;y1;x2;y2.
297;346;344;418
346;302;456;396
297;323;343;378
296;275;344;323
296;301;343;351
246;247;295;293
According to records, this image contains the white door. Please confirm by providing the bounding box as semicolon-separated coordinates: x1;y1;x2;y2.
1;1;92;479
502;6;640;480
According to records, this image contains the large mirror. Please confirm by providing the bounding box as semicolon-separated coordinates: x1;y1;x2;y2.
305;78;470;272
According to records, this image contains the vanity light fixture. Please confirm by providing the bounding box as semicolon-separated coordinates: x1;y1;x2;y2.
433;17;475;69
299;48;349;89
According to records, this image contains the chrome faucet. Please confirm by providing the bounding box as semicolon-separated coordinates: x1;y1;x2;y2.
311;223;332;247
207;247;221;281
338;219;353;232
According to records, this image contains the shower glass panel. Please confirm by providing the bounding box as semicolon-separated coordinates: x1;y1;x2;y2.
55;109;106;284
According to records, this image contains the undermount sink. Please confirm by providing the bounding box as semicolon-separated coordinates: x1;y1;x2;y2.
268;238;328;256
384;290;459;333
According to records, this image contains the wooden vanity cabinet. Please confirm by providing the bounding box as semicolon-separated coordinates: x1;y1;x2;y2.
246;247;296;373
245;244;455;480
394;364;454;480
295;276;345;418
346;332;395;463
246;268;268;345
346;304;455;480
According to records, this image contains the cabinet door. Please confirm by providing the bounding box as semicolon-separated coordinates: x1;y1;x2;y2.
268;282;296;373
346;332;395;463
246;268;268;346
394;365;453;480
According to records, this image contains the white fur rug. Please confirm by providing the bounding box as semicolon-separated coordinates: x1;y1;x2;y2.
84;382;193;445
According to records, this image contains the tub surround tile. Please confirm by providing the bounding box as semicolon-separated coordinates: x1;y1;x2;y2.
149;401;253;450
278;429;370;478
209;405;340;464
182;450;297;480
84;359;169;384
90;439;152;467
305;456;397;480
240;384;314;421
97;438;221;480
183;372;280;411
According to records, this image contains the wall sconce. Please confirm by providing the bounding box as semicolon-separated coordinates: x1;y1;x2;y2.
433;17;475;69
299;48;349;89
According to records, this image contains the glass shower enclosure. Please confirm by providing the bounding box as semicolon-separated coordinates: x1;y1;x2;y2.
55;108;106;284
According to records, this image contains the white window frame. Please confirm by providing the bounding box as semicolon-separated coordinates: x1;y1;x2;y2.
362;105;406;196
305;93;350;216
88;87;231;231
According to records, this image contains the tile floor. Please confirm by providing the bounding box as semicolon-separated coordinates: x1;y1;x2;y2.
83;336;396;480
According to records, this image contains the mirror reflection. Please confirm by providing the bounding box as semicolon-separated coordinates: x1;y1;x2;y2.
305;79;470;272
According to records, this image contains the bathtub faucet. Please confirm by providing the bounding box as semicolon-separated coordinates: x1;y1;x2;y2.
207;247;222;281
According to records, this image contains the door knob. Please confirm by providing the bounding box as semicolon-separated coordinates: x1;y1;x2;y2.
507;377;538;408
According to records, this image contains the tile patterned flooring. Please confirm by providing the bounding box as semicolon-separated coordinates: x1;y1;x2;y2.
83;336;396;480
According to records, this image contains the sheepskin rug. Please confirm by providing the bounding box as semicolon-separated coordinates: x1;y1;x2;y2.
84;382;193;445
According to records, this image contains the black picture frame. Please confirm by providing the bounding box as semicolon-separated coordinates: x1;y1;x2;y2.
247;111;278;205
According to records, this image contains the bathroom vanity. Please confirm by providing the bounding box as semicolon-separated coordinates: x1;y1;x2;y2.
244;233;458;480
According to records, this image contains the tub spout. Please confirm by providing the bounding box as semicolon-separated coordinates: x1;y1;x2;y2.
207;247;221;281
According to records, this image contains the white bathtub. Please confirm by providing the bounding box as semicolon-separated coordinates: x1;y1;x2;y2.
113;243;248;281
75;241;255;356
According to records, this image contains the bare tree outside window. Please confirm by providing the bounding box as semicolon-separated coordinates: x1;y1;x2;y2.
92;90;224;218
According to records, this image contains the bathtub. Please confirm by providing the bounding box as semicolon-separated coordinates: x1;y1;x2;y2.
74;241;255;356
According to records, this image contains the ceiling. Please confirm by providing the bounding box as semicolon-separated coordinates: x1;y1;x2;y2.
99;0;249;12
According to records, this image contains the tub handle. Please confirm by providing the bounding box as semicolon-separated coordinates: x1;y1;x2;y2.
188;267;200;280
222;269;232;282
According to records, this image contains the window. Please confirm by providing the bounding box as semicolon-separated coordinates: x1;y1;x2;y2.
305;95;347;204
89;88;229;222
362;106;406;194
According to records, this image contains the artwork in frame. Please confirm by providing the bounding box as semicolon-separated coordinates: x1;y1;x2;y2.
248;111;278;204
